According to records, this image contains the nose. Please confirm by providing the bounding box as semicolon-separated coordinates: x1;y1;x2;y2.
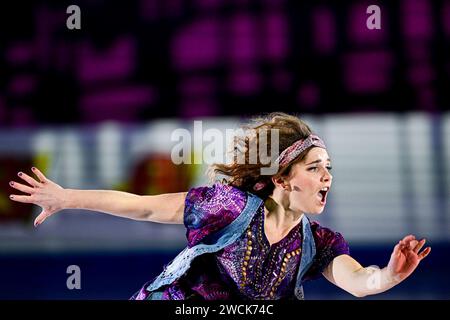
322;169;332;183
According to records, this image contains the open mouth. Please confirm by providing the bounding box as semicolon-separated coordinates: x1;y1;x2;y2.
317;187;329;205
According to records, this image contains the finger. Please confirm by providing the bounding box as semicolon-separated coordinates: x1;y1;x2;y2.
9;194;33;203
9;181;35;194
392;243;401;257
418;247;431;260
402;234;416;243
34;210;51;227
413;239;426;254
31;167;47;183
34;214;44;227
408;240;419;250
17;172;40;188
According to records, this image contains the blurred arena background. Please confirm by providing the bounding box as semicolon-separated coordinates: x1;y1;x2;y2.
0;0;449;299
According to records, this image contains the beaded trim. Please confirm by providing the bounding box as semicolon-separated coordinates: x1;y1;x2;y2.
240;209;302;299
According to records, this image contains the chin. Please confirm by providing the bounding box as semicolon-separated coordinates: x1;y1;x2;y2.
308;207;325;215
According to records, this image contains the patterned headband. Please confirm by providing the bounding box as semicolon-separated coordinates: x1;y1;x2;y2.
253;134;326;191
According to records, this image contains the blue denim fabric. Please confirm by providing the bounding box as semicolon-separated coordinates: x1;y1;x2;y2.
146;192;316;300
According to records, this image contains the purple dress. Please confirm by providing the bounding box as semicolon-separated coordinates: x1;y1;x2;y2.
132;183;350;300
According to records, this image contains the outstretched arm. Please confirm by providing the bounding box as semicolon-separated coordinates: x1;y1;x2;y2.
9;167;186;226
322;235;431;297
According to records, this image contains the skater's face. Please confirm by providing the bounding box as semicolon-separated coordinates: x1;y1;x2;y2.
279;147;332;214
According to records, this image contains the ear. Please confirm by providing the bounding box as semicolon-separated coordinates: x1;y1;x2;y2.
272;176;290;191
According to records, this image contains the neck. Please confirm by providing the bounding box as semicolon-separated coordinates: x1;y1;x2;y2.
264;194;304;230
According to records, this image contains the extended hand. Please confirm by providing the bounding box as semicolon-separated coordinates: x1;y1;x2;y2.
9;167;66;227
387;235;431;283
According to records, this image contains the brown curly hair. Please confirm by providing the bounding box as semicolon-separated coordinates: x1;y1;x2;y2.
208;112;315;199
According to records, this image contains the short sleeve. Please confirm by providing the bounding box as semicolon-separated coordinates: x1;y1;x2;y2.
183;183;248;247
303;221;350;281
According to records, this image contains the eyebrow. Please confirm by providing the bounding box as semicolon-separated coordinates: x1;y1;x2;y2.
305;158;331;165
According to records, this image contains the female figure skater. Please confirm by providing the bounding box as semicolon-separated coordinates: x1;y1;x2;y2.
9;113;431;300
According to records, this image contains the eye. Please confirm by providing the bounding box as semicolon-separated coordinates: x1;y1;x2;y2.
308;167;318;172
326;166;333;171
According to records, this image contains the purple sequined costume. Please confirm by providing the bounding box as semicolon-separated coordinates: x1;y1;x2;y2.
132;183;349;300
